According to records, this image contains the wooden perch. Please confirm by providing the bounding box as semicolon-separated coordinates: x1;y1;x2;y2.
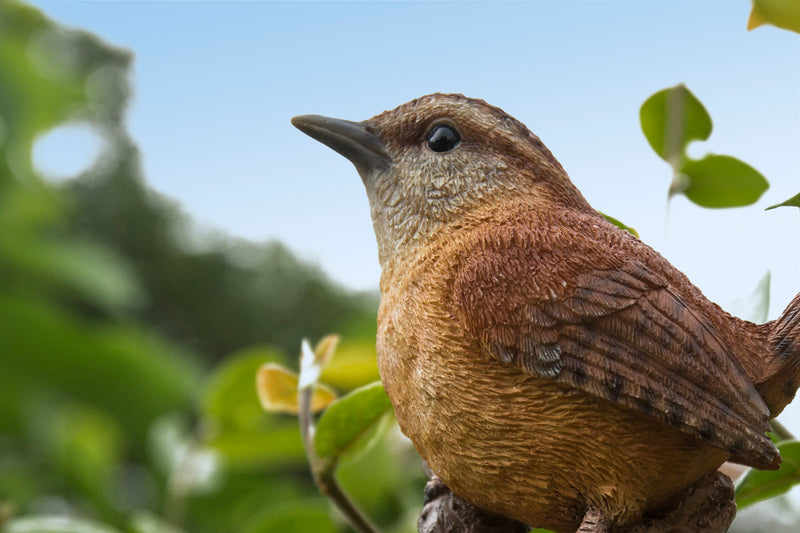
418;466;736;533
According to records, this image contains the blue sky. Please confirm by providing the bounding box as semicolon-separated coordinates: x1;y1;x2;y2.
29;1;799;312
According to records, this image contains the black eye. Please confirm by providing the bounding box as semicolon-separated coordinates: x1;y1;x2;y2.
426;124;461;153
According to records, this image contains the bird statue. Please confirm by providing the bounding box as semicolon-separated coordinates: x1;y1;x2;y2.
291;93;800;533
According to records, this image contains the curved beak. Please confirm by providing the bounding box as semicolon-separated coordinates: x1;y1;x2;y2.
291;114;391;175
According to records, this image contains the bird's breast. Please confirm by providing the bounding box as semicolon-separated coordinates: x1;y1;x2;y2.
375;236;728;532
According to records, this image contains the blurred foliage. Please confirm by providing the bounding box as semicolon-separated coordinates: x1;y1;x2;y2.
0;2;418;533
63;156;378;361
640;84;769;208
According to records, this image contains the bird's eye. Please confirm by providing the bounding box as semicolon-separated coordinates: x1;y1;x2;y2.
426;124;461;153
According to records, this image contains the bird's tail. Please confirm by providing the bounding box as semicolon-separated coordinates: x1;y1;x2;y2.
756;293;800;417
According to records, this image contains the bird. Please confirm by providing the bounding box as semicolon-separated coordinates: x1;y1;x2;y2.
291;93;800;532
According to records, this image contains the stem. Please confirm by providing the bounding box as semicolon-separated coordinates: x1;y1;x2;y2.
298;385;315;457
298;384;382;533
770;419;796;442
666;86;688;202
316;465;382;533
666;85;685;172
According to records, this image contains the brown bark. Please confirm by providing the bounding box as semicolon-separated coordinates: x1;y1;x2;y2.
418;471;529;533
418;468;736;533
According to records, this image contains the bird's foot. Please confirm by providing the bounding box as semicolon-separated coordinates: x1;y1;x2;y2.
621;471;736;533
417;463;529;533
577;507;610;533
577;470;735;533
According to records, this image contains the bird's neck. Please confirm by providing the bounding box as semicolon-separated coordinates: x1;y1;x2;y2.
376;197;549;292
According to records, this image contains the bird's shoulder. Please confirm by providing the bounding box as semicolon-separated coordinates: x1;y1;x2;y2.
451;208;639;318
449;207;778;468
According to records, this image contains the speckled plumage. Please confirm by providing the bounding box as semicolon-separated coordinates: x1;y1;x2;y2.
292;93;800;532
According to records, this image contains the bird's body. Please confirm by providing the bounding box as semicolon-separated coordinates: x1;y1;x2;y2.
378;202;737;531
292;93;800;532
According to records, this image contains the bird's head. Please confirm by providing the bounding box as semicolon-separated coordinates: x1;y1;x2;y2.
292;93;589;266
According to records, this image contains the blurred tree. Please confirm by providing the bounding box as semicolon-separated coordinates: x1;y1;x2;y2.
63;158;379;361
0;0;200;528
0;2;400;533
0;0;201;445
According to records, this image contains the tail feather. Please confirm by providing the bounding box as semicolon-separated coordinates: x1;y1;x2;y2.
756;293;800;417
771;294;800;359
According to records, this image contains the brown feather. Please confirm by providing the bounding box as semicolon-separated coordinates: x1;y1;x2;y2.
454;211;777;468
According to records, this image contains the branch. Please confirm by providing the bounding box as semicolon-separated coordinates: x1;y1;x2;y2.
417;467;736;533
417;463;529;533
298;371;382;533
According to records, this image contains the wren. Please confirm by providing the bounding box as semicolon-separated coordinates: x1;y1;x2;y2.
292;94;800;532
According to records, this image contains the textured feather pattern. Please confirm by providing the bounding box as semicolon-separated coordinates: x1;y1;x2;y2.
771;293;800;360
755;292;800;418
454;214;778;468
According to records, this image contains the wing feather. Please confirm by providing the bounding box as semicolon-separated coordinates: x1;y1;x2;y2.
455;223;778;467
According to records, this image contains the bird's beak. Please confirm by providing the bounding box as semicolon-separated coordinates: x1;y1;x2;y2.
291;114;391;176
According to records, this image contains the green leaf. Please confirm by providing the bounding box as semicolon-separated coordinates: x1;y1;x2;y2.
678;155;769;208
766;191;800;210
640;85;712;166
736;440;800;508
749;0;800;33
314;381;393;462
599;212;639;238
5;515;123;533
313;334;340;368
255;363;337;415
319;339;381;391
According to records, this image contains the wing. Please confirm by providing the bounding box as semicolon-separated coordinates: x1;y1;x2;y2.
454;217;778;468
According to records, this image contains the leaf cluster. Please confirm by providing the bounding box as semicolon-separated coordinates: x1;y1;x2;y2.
640;85;768;208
